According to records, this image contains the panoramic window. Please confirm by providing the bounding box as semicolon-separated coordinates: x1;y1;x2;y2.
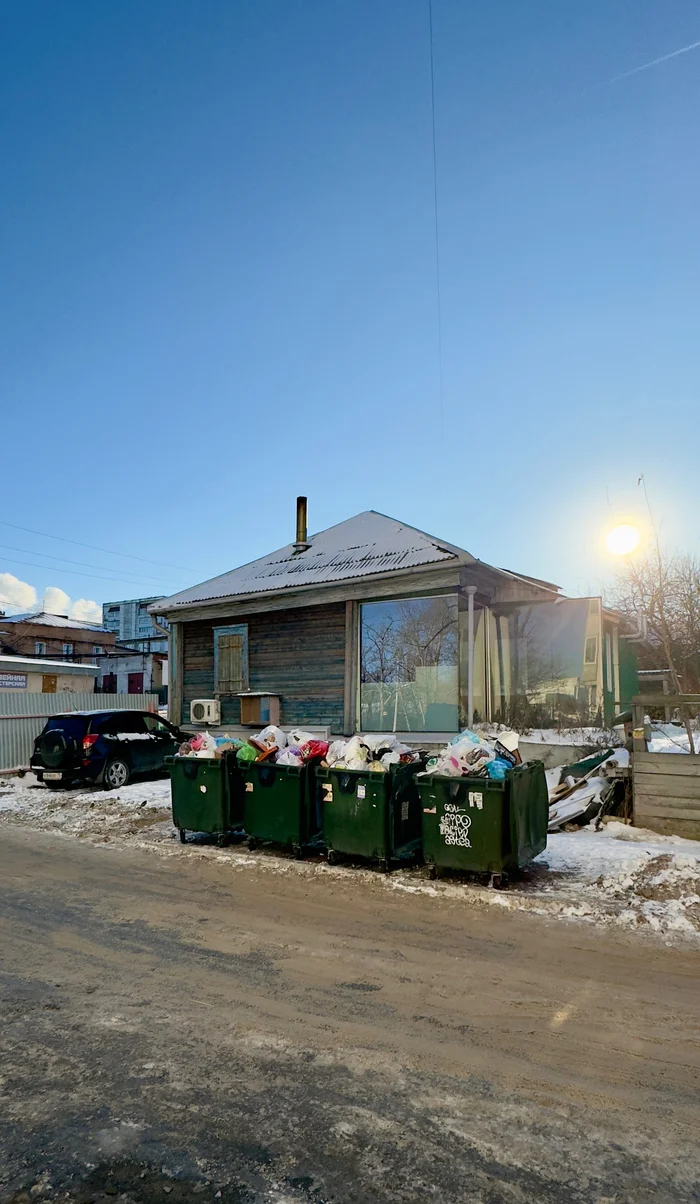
360;596;458;732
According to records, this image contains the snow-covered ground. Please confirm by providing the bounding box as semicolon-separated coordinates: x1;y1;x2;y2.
1;772;699;943
648;722;700;754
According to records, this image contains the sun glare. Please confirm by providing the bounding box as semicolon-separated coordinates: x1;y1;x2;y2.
605;524;640;556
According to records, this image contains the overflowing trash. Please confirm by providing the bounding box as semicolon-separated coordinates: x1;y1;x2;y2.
236;725;329;768
178;732;241;759
419;729;522;780
325;734;422;773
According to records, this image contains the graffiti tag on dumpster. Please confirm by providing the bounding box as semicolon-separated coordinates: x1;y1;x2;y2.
439;803;472;847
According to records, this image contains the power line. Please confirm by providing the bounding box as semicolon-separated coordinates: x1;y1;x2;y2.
0;541;186;587
0;553;184;588
0;518;198;574
428;0;445;439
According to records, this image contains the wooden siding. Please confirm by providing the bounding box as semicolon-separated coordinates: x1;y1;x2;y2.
633;751;700;840
182;602;346;732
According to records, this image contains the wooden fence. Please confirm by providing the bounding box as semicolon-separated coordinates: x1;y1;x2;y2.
632;694;700;840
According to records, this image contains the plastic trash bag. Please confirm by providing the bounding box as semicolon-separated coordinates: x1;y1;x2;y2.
236;743;259;763
486;757;511;780
276;748;304;767
299;739;329;763
287;728;316;747
326;740;348;767
450;729;480;746
251;725;287;754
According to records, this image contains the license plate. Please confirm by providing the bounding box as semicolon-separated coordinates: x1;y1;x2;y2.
43;772;62;781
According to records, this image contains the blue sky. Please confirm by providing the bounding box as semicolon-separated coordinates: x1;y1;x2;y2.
1;0;698;618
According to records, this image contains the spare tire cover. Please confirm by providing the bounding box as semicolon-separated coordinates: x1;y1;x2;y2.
39;729;72;768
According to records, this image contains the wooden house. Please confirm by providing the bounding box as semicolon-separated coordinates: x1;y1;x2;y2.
153;503;636;736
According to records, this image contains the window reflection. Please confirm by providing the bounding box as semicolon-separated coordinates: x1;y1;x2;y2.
360;596;459;732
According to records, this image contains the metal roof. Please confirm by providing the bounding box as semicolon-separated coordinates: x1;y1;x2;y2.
1;611;107;632
48;708;157;717
156;511;467;611
0;655;98;671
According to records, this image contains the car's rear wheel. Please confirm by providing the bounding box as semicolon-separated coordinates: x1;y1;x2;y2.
104;757;131;789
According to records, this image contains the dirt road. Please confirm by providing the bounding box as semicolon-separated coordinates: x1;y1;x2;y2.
1;827;698;1203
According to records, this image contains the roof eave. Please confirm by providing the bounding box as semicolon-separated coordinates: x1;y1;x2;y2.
154;553;472;620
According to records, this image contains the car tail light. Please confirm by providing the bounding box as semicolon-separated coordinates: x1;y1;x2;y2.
82;734;99;754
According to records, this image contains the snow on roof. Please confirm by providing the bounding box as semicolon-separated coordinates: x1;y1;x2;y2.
156;511;469;611
0;611;107;632
0;654;98;671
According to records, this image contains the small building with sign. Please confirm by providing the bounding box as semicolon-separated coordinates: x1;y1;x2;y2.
0;654;98;693
0;611;117;663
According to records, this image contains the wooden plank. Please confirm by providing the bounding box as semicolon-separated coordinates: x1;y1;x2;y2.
634;753;700;776
635;815;700;840
182;602;347;734
635;794;700;815
635;802;700;822
634;778;700;801
168;622;183;727
343;600;358;736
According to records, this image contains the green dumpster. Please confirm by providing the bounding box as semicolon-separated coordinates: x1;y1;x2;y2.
318;762;423;871
417;761;548;883
166;754;242;845
238;761;320;856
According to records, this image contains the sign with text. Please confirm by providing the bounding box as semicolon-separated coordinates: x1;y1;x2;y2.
0;672;28;689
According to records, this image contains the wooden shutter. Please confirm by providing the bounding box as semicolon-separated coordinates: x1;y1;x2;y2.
214;626;248;694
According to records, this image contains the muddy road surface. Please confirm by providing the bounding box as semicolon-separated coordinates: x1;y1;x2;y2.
0;827;698;1203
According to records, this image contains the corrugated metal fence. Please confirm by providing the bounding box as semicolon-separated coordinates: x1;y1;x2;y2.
0;693;161;771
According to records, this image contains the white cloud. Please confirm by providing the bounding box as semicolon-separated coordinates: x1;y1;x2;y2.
43;586;72;616
0;573;37;612
0;578;102;625
44;588;102;625
71;598;103;624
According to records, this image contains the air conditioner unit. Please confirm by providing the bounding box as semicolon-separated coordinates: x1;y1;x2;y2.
190;699;221;725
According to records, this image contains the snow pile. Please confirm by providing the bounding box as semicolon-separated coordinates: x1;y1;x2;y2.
595;853;700;935
0;774;172;841
536;824;700;937
510;727;615;747
648;723;700;755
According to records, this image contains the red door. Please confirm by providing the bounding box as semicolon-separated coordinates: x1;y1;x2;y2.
127;672;144;694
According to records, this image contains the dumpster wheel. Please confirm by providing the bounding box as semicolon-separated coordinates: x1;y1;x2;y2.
489;873;505;890
179;830;187;844
292;843;303;860
327;849;339;867
247;837;258;851
427;864;438;881
217;833;229;848
377;858;389;874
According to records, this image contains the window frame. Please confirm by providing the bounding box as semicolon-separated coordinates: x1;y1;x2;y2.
93;644;103;656
213;624;249;696
584;636;598;664
358;594;459;734
35;640;47;656
62;642;74;657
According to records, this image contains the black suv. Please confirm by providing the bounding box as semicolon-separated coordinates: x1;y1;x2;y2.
30;709;186;789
